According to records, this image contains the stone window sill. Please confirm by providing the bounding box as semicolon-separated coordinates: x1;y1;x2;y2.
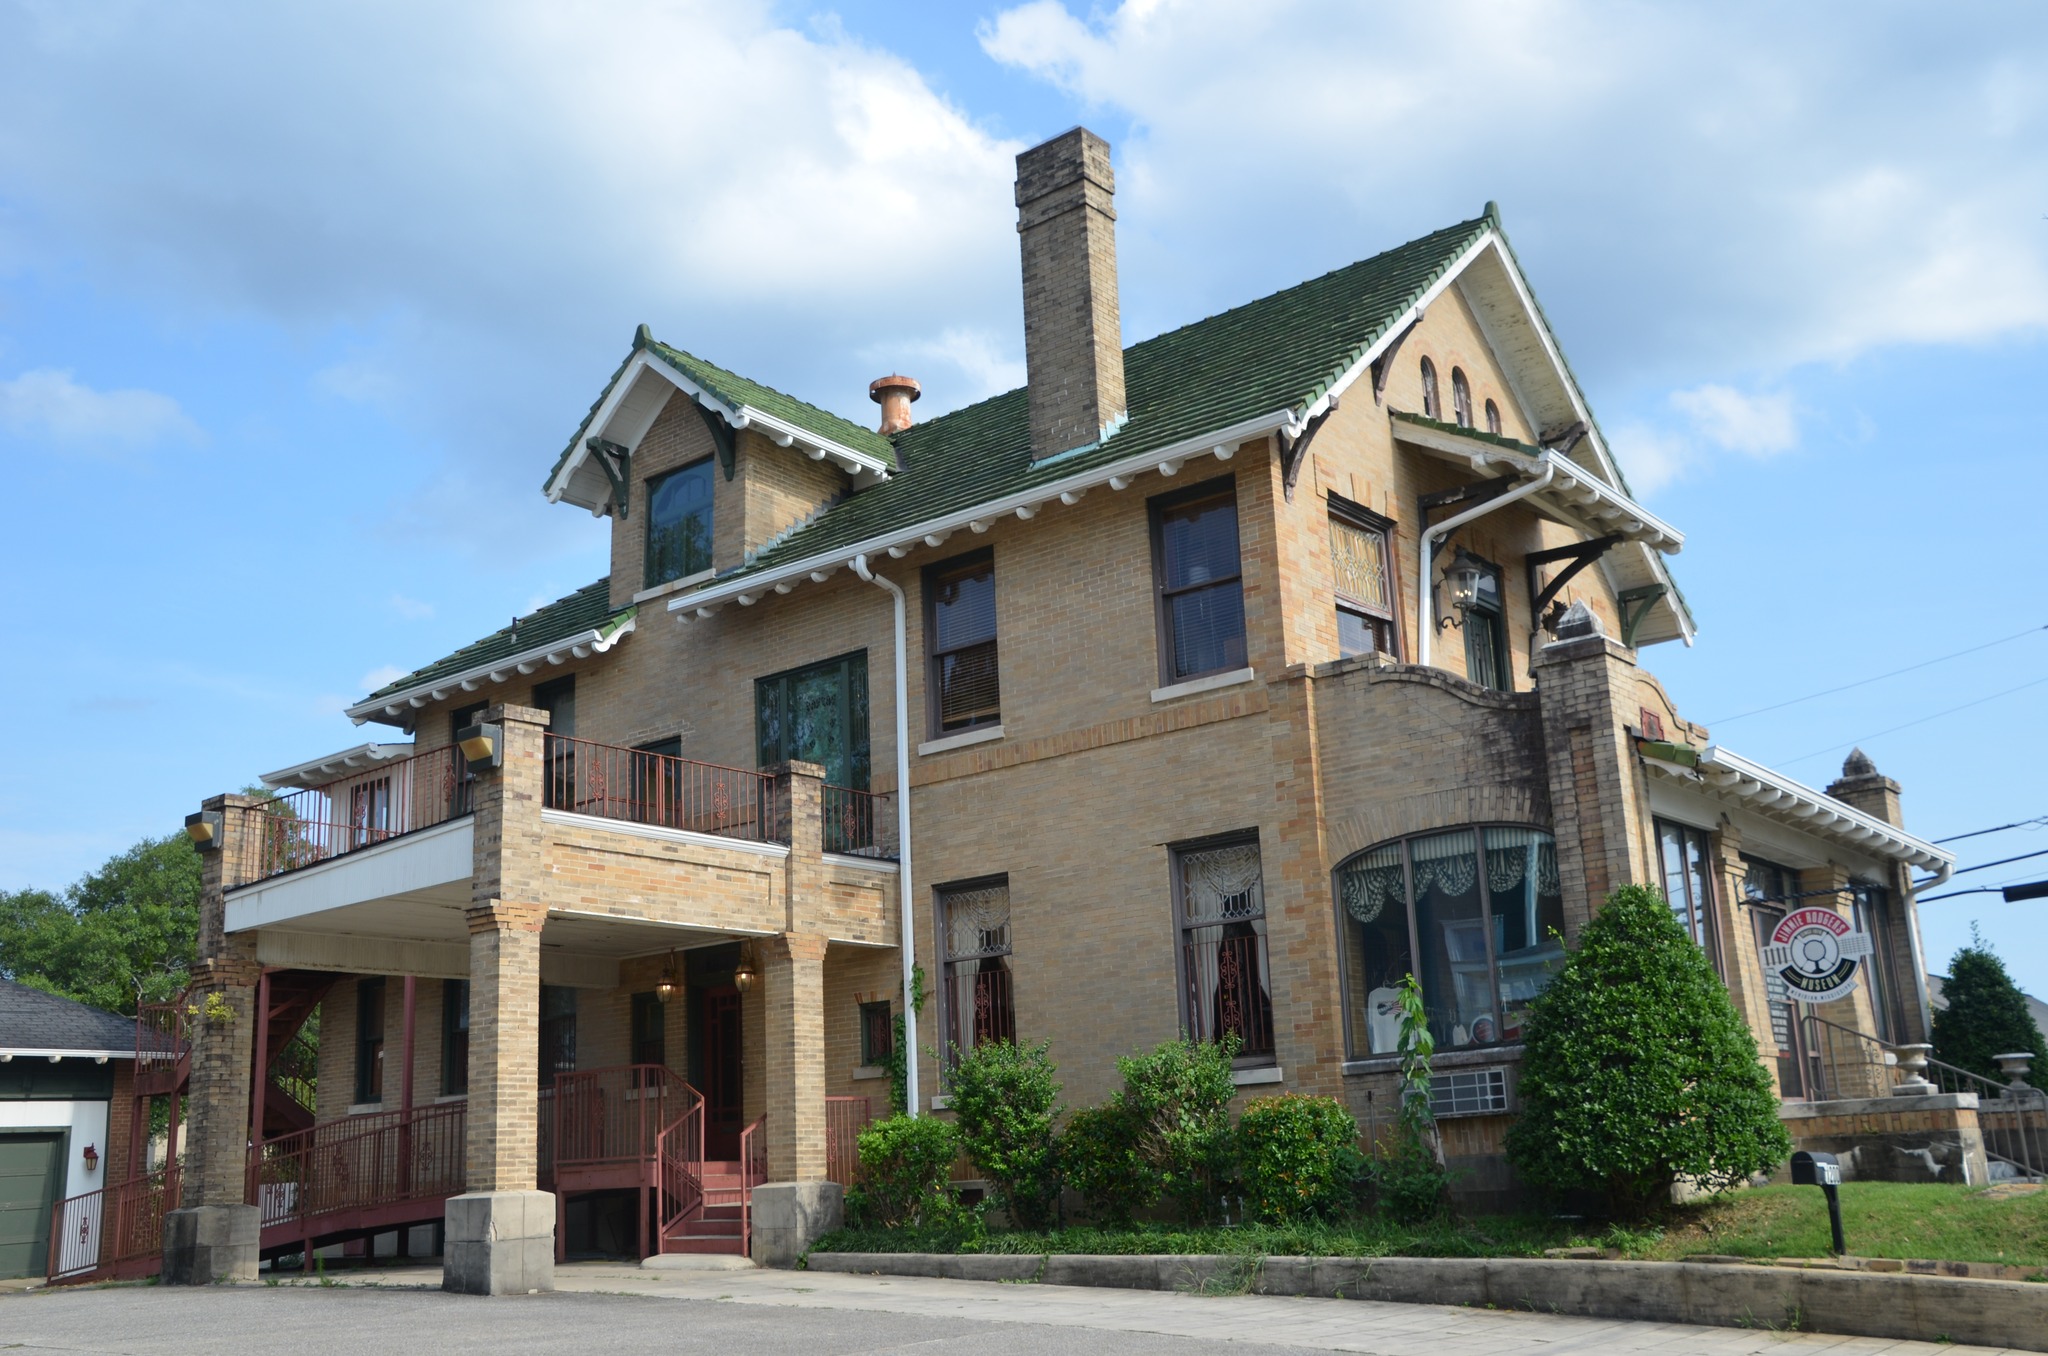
918;725;1004;757
1151;666;1255;704
1342;1044;1525;1077
851;1065;887;1081
930;1095;953;1112
1232;1065;1283;1087
347;1102;384;1116
632;568;716;605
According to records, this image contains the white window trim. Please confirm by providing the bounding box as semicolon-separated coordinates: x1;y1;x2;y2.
918;725;1004;757
1152;666;1256;704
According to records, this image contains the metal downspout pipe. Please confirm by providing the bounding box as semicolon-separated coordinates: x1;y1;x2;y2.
852;554;920;1117
1416;461;1556;668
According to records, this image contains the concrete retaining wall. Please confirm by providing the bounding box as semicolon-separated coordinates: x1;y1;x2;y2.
806;1251;2048;1351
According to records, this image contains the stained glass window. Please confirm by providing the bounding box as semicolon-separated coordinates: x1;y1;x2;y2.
1331;513;1396;658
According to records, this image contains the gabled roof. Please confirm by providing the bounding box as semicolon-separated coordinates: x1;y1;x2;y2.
347;581;635;725
0;978;136;1057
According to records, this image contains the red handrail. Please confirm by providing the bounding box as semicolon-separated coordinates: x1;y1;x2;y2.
739;1115;768;1257
654;1101;705;1237
47;1163;179;1282
248;745;469;880
825;1096;874;1186
551;1064;702;1170
542;735;783;844
248;1102;465;1234
822;785;897;859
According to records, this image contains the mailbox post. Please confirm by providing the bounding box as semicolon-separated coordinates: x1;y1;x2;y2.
1790;1150;1846;1256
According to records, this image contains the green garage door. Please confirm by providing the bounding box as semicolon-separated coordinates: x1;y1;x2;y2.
0;1133;64;1280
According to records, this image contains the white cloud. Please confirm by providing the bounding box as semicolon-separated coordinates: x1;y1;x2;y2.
1669;385;1798;457
388;594;435;621
0;367;200;452
357;665;409;693
1606;421;1693;498
860;327;1028;408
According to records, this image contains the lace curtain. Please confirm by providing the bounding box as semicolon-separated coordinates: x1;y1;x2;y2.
1179;843;1265;925
941;882;1011;961
1410;829;1478;898
1482;826;1560;897
1339;843;1404;924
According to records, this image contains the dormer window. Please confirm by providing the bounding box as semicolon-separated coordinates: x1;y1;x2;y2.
1419;358;1440;420
1484;399;1502;436
646;458;714;588
1451;368;1473;428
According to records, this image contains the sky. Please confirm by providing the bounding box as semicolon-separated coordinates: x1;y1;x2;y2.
1;0;2044;996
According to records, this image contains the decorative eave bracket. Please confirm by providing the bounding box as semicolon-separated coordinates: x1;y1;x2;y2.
1279;397;1338;503
1526;532;1623;635
1618;583;1668;649
586;438;633;519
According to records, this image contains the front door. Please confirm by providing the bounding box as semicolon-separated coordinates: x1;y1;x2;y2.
699;987;743;1159
0;1132;64;1280
1751;907;1809;1098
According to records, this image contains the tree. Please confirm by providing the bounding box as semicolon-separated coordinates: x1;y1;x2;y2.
0;833;201;1014
1506;883;1789;1218
1933;930;2048;1083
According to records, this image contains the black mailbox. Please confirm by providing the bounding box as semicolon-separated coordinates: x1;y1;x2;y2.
1790;1150;1840;1188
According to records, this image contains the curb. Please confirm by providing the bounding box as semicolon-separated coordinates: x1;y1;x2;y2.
805;1251;2048;1350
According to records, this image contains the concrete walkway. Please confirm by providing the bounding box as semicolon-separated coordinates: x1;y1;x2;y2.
0;1261;2021;1356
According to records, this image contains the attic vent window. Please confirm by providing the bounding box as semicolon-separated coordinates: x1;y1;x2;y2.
1452;368;1473;428
1484;399;1502;436
1420;358;1440;420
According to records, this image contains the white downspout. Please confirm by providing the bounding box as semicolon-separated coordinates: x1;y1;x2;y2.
1416;461;1556;668
852;553;920;1118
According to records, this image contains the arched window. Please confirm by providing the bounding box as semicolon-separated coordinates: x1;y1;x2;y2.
1484;399;1501;436
1335;826;1565;1057
1419;357;1440;420
1451;368;1473;428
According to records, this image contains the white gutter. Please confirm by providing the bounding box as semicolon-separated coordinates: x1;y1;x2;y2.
1694;746;1955;878
851;553;920;1119
344;616;637;726
1416;462;1556;668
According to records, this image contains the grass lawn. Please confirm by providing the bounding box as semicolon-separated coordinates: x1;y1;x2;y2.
809;1183;2048;1270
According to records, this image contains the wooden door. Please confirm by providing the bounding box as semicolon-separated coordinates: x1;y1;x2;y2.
700;987;742;1159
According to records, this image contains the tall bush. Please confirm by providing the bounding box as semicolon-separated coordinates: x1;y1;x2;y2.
1116;1035;1239;1224
847;1114;958;1228
947;1039;1063;1229
1507;884;1788;1218
1060;1101;1153;1226
1236;1094;1362;1223
1933;931;2047;1082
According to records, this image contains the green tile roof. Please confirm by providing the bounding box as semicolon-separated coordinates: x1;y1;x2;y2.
363;581;633;703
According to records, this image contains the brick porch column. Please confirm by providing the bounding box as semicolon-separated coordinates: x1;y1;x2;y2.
162;792;264;1284
444;703;555;1295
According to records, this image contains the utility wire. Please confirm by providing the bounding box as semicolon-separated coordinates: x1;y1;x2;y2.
1925;847;2048;881
1935;815;2048;844
1779;673;2048;768
1704;622;2046;726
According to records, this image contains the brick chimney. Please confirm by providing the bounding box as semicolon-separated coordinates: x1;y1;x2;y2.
1015;127;1126;459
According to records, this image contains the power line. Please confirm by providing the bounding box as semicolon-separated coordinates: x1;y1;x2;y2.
1920;847;2048;884
1779;673;2048;768
1935;815;2048;844
1704;622;2047;726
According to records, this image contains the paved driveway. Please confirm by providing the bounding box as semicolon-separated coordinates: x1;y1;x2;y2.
0;1262;2019;1356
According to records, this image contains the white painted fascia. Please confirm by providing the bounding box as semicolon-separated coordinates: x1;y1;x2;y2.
260;742;416;790
671;408;1294;620
0;1049;130;1062
344;616;636;726
547;351;891;513
1693;746;1954;878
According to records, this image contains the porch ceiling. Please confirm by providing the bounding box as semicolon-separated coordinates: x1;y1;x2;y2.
541;909;770;963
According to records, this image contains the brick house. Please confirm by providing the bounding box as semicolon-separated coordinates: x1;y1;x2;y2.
158;128;1954;1288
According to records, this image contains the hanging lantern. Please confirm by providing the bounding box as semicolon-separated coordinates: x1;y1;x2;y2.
655;950;682;1004
732;942;759;993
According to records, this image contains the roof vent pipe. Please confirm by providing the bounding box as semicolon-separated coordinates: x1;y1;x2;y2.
870;375;921;435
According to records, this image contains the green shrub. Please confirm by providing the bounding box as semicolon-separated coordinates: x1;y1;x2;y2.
1236;1093;1363;1223
1362;974;1450;1223
1116;1035;1239;1224
1933;932;2048;1083
1506;884;1790;1219
1361;1141;1453;1223
947;1039;1064;1228
1060;1100;1153;1226
848;1113;958;1228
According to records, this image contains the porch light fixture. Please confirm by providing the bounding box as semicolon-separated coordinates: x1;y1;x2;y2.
655;950;682;1004
456;722;503;774
732;942;759;993
1433;548;1487;632
184;810;224;852
81;1143;99;1174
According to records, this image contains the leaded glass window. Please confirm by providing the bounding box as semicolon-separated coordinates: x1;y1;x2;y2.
939;878;1014;1067
1174;837;1273;1062
1331;511;1396;658
756;651;870;790
645;459;714;587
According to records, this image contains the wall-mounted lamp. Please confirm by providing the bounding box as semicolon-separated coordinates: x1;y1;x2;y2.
655;950;682;1004
1435;548;1488;631
456;722;503;775
81;1143;99;1174
184;810;224;852
732;942;759;993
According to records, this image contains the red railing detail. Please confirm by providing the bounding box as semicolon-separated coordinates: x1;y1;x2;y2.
825;1096;874;1187
47;1163;179;1282
249;746;470;880
822;785;897;859
248;1102;465;1235
133;996;188;1096
655;1101;705;1238
543;735;782;845
1182;931;1276;1058
741;1115;767;1256
552;1064;702;1171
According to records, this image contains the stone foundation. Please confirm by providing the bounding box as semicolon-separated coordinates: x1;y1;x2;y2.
161;1204;259;1284
1779;1093;1988;1185
749;1181;843;1268
442;1190;556;1295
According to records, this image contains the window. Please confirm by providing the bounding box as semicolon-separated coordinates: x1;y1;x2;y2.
756;651;870;790
1655;819;1722;972
1461;560;1509;690
354;977;386;1104
348;776;392;847
645;459;714;587
1152;480;1247;683
937;878;1015;1067
1743;855;1809;1097
1419;357;1440;420
535;676;578;809
1336;827;1565;1055
859;1000;894;1067
1174;837;1274;1063
925;551;1000;735
441;979;469;1096
1451;368;1473;428
1330;507;1397;659
631;990;666;1067
1484;399;1502;436
539;984;577;1088
1851;882;1900;1042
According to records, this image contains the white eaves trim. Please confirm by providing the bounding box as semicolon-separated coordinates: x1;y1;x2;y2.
547;350;892;514
344;617;637;726
669;407;1297;619
0;1049;128;1062
1649;745;1955;880
261;742;416;790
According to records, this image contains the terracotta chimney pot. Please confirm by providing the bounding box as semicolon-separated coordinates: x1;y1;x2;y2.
870;375;921;435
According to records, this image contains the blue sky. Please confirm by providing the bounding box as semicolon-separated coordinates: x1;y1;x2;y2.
2;1;2044;995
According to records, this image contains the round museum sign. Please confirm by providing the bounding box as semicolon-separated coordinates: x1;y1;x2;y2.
1759;907;1874;1004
